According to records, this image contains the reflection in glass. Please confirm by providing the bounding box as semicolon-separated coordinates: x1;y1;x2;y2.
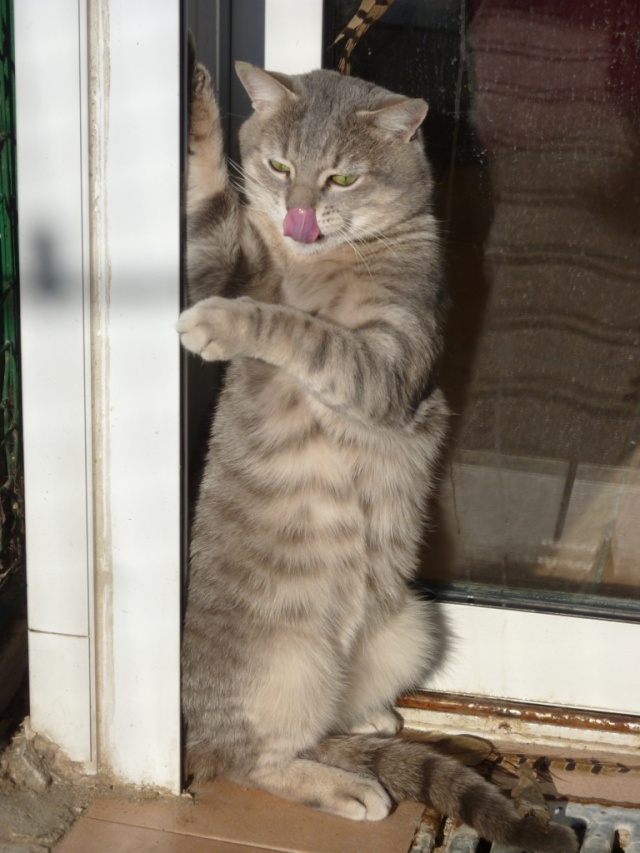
326;0;640;617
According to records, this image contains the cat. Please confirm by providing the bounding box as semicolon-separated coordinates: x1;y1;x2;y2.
178;48;578;853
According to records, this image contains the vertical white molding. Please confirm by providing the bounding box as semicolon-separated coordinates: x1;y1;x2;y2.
15;0;94;764
264;0;323;72
88;0;181;791
426;605;640;716
16;0;182;788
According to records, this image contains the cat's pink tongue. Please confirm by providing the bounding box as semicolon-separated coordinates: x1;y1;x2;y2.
283;206;321;243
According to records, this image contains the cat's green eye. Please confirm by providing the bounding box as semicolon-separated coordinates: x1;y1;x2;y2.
330;174;358;187
269;159;290;174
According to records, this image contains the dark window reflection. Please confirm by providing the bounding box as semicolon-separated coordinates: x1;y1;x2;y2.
325;0;640;618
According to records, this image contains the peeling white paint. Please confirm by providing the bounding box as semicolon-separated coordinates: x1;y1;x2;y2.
400;706;640;762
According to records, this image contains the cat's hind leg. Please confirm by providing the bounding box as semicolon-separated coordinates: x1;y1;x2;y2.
339;594;440;736
224;632;392;821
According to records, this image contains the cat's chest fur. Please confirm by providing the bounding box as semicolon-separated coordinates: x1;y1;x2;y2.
278;256;375;327
234;254;427;559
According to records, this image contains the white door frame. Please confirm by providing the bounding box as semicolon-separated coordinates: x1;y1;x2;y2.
16;0;182;790
14;0;639;798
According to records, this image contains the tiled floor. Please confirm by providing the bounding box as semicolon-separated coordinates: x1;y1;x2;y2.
56;778;426;853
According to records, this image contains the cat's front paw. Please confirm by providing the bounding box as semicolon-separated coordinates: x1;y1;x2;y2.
189;58;218;145
177;296;252;362
330;776;392;821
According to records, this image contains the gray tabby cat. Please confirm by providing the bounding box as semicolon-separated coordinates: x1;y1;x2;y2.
178;52;577;853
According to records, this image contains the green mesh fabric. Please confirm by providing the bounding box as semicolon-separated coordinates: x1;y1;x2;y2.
0;0;23;594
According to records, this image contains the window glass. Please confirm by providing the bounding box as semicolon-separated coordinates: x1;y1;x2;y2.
325;0;640;619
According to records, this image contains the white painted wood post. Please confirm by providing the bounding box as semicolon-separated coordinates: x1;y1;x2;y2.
15;0;95;767
16;0;182;790
264;0;323;72
88;0;182;791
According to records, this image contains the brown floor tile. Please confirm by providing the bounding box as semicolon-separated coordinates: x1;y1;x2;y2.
550;762;640;808
56;816;263;853
87;778;425;853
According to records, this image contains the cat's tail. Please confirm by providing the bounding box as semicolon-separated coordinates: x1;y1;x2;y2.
306;734;578;853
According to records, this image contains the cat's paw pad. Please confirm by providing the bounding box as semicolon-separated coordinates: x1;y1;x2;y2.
349;708;403;737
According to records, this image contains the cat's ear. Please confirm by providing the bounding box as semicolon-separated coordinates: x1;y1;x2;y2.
360;97;428;143
235;62;298;113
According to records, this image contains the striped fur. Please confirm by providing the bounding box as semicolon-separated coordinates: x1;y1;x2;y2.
179;56;577;852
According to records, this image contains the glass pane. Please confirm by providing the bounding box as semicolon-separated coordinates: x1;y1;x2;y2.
325;0;640;619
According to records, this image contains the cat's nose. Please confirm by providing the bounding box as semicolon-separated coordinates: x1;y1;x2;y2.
283;206;321;243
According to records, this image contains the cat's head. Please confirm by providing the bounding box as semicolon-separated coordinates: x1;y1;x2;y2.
236;63;431;256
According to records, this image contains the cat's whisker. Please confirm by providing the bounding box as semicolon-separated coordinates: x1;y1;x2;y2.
228;174;275;218
333;223;374;279
229;158;274;196
354;225;402;261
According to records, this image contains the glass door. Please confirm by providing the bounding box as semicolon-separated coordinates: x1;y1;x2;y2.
263;0;640;714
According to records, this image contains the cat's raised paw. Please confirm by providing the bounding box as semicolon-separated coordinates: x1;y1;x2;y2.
177;296;251;362
188;59;218;144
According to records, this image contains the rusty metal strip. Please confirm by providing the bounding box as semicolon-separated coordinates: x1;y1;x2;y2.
408;807;441;852
399;691;640;735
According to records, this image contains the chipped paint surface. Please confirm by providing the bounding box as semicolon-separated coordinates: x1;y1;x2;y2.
408;809;441;852
399;703;640;772
400;692;640;736
399;693;640;810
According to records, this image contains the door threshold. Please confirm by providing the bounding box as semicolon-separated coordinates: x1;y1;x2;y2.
399;691;640;807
